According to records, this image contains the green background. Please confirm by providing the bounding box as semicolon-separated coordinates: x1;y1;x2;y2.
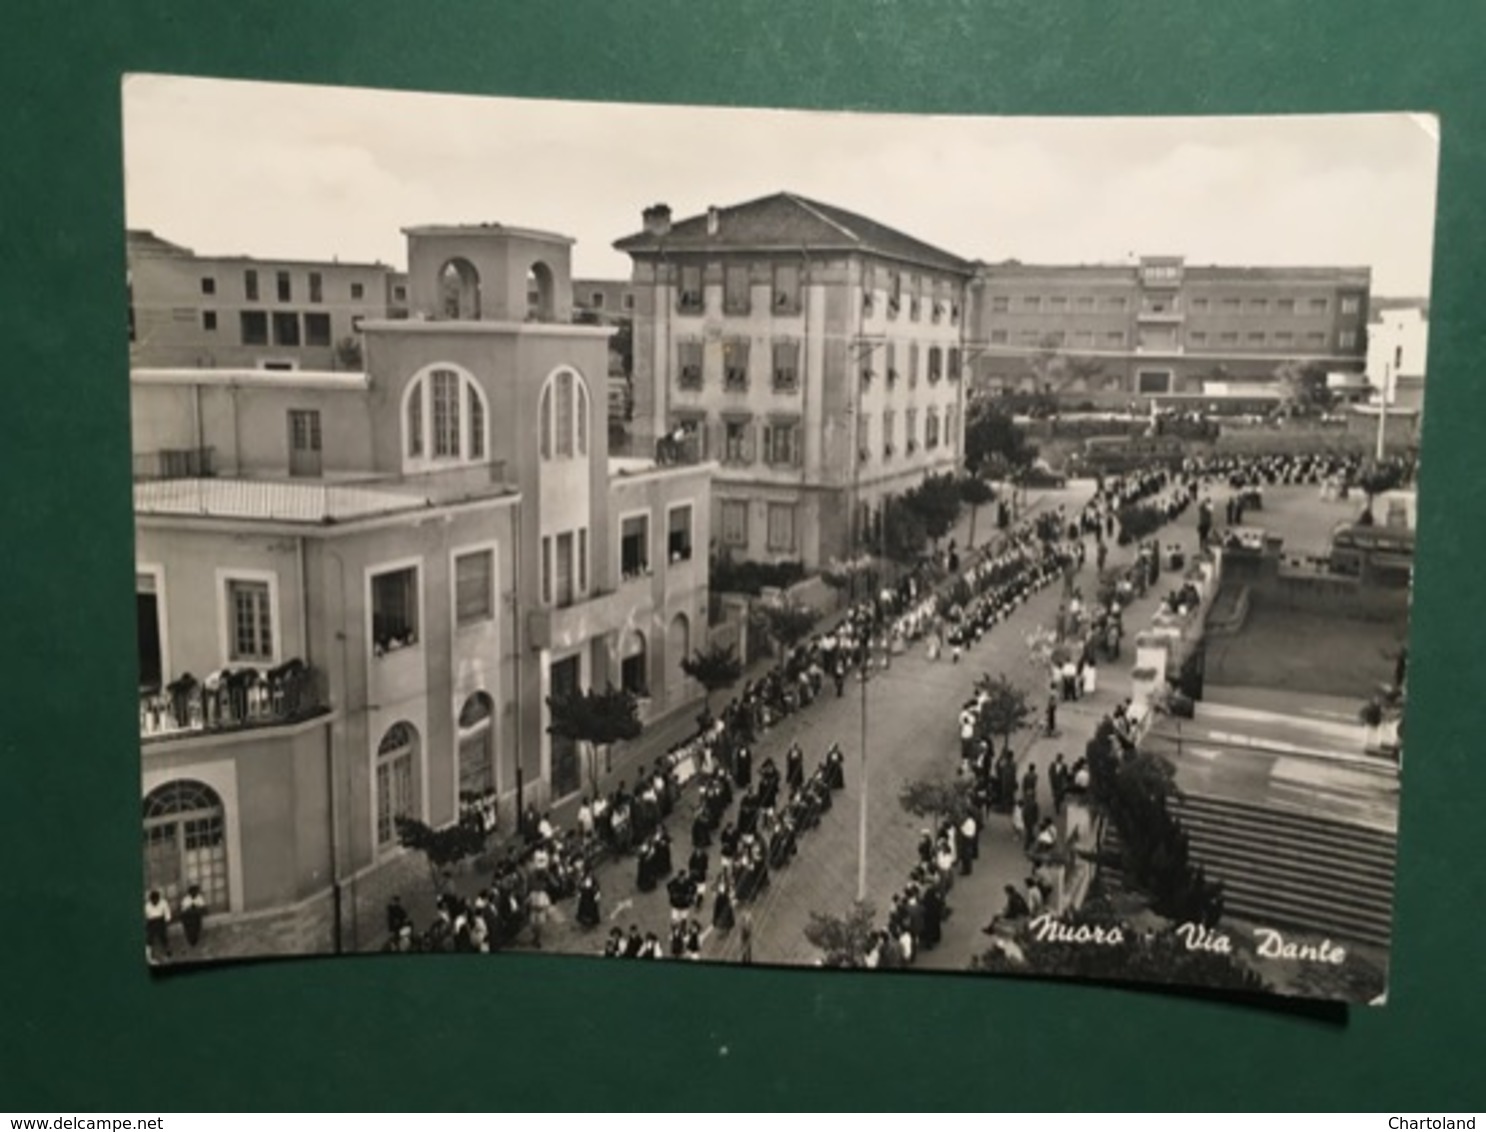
3;0;1482;1111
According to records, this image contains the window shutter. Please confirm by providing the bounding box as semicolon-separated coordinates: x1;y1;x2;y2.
742;422;756;464
792;425;803;468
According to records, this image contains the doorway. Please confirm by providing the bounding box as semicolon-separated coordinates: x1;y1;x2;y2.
549;654;582;799
288;409;323;478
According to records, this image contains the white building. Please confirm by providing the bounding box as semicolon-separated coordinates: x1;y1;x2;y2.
1366;305;1429;411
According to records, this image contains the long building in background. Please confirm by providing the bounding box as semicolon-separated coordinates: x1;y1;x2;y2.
965;256;1371;402
133;223;712;958
616;193;974;569
126;229;410;371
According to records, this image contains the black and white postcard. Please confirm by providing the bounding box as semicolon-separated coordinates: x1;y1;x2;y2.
126;76;1437;1003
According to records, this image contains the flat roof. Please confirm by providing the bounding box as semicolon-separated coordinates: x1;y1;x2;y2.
135;478;426;524
132;368;370;391
402;222;575;245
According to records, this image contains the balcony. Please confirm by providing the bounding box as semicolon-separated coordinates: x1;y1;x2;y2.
1137;304;1185;323
140;660;325;743
528;586;653;653
655;432;705;466
134;446;216;481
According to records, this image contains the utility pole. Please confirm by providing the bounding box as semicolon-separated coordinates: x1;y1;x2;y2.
1375;362;1391;462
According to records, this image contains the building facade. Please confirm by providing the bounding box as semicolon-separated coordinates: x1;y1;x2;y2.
134;224;712;958
966;256;1371;404
1366;304;1428;412
616;193;973;568
127;229;409;371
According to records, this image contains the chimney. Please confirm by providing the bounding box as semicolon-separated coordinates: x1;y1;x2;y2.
643;203;672;237
706;205;719;237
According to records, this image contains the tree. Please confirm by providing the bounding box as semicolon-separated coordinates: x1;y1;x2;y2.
681;641;744;712
546;683;643;792
964;399;1035;476
904;472;964;547
395;815;487;895
899;776;974;830
1274;359;1336;416
958;474;997;550
758;601;820;657
1355;461;1404;524
882;499;930;565
973;673;1036;751
804;900;878;967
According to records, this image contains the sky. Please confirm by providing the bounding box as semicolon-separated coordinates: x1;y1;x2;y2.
122;75;1440;296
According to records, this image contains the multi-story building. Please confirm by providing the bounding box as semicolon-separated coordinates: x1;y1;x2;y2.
966;256;1371;404
133;223;712;957
127;229;409;371
616;193;973;568
1366;304;1428;412
572;278;637;323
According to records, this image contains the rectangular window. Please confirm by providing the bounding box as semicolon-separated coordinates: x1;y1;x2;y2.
244;270;259;301
202;311;217;331
771;340;800;393
724;418;752;465
773;263;801;314
1341;296;1360;315
555;532;574;608
1191;297;1209;311
578;528;588;593
1106;296;1127;311
1075;330;1094;346
376;749;415;848
1275;331;1294;345
1022;296;1041;311
621;515;650;579
927;347;942;382
1309;297;1329;313
555;372;574;458
1306;331;1327;345
669;506;693;563
908;342;920;385
432;370;461;457
905;408;918;452
723;339;750;392
201;277;216;296
1221;298;1241;312
1137;370;1173;394
991;295;1009;312
240;311;268;345
763;420;801;467
394;285;407;302
678;340;703;390
724;264;751;314
1106;331;1125;345
455;550;494;626
309;273;323;303
623;293;635;311
1277;298;1295;313
1076;296;1095;310
1248;331;1266;345
925;409;940;449
227;579;273;662
591;291;606;309
1189;331;1207;345
1049;295;1067;311
272;311;300;346
540;537;551;605
678;265;703;313
766;503;797;553
1220;331;1239;344
990;330;1008;344
1020;331;1041;346
304;312;331;346
721;500;748;548
1249;298;1268;312
371;566;418;652
882;409;895;458
858;412;872;463
276;271;291;302
1339;330;1358;349
351;282;365;300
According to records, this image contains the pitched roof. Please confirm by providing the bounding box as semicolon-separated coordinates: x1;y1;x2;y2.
613;192;973;275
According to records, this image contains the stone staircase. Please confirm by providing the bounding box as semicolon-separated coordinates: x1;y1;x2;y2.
1096;791;1395;947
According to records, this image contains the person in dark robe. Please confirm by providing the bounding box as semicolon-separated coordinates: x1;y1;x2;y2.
603;927;623;957
623;925;644;958
1021;796;1041;852
825;743;846;789
685;919;703;960
712;872;736;931
635;838;658;893
920;883;944;950
785;743;805;792
688;843;709;890
690;806;712;850
734;744;752;790
576;869;601;929
180;883;207;948
653;827;673;878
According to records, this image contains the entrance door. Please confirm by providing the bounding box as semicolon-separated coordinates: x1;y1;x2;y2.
549;655;582;799
288;409;323;478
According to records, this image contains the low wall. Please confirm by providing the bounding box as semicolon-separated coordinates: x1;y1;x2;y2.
1266;568;1410;622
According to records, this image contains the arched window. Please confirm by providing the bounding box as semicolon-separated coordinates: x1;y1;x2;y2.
403;367;488;466
376;722;420;847
143;780;228;910
527;261;555;322
439;258;481;320
457;693;495;799
620;631;648;697
667;613;690;698
538;369;591;461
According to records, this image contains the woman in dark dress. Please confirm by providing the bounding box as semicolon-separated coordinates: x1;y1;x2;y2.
712;870;736;931
576;870;601;929
635;838;658;892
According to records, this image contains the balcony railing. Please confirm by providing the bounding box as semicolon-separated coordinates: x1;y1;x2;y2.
134;447;216;481
140;660;325;742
